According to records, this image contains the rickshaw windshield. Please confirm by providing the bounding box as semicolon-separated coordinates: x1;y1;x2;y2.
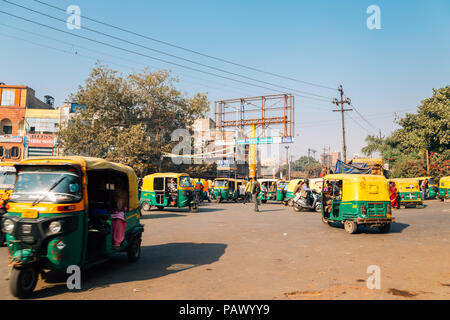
179;176;193;187
278;182;288;189
9;165;82;203
0;171;15;190
214;180;228;187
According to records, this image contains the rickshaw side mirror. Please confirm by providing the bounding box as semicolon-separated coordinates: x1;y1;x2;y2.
69;184;80;193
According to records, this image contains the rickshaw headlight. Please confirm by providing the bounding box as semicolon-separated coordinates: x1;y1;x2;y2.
49;221;62;234
2;219;14;234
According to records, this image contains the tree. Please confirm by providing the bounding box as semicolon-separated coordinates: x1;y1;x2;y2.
362;86;450;180
58;64;209;176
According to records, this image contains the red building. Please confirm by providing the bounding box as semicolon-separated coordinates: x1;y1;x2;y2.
0;83;49;162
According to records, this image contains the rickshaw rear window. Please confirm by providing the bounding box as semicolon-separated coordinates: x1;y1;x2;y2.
214;180;228;187
180;176;193;187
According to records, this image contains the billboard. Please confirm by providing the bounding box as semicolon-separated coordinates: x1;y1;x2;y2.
27;134;56;148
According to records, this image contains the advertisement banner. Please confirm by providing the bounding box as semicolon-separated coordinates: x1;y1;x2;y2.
27;134;56;148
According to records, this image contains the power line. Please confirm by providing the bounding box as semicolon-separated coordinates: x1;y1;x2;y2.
0;9;334;103
1;0;333;101
30;0;336;91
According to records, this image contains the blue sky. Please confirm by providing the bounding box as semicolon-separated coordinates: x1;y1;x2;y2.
1;0;449;160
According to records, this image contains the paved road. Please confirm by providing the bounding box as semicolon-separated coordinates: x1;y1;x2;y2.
0;199;449;299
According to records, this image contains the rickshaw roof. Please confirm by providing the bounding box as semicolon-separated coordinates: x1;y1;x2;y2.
0;162;15;166
144;172;190;179
324;174;387;183
439;176;450;182
388;178;420;183
19;156;135;175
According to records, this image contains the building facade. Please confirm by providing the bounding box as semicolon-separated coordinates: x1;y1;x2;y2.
0;83;67;162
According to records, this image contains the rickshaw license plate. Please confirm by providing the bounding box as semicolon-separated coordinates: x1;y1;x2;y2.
22;210;38;219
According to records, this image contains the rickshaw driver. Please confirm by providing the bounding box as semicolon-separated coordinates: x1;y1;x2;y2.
322;182;334;216
167;178;178;206
293;180;303;202
302;179;312;205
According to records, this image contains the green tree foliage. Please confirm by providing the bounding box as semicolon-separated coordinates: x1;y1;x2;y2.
58;64;210;176
362;86;450;180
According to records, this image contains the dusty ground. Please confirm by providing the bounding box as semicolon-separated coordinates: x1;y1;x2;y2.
0;199;449;300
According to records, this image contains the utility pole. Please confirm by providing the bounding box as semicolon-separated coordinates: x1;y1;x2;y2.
333;85;352;163
285;146;290;180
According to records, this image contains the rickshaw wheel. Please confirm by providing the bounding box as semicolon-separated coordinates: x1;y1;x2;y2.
142;202;151;212
378;223;391;233
314;203;321;213
344;220;358;234
261;199;267;204
0;232;5;247
189;203;199;213
10;266;38;299
321;217;331;225
127;236;142;263
156;206;164;211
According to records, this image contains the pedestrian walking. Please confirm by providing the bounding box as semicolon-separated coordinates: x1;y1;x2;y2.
251;178;261;212
243;179;252;204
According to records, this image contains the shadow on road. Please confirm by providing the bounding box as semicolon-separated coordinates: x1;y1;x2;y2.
140;213;187;219
327;222;410;234
31;242;227;299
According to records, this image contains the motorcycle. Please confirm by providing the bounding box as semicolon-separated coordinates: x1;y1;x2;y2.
293;190;321;213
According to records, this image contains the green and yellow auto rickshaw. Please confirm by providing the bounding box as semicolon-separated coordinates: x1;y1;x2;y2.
2;156;144;298
321;174;394;234
0;163;16;245
140;173;198;212
282;179;304;206
212;178;239;202
438;176;450;201
412;176;438;199
276;180;289;202
388;178;423;208
259;179;278;203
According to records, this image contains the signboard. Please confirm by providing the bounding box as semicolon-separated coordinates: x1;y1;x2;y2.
0;136;22;143
216;159;237;171
27;134;56;148
236;137;273;145
0;166;16;172
235;136;293;145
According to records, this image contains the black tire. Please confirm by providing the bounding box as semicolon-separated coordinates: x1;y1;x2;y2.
0;231;6;247
141;202;151;211
378;223;391;233
261;199;267;204
315;203;321;213
127;235;142;263
321;216;329;225
189;203;199;213
156;206;164;211
293;203;302;212
344;220;358;234
10;266;38;299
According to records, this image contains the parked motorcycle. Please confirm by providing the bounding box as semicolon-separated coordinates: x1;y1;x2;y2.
293;190;321;213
